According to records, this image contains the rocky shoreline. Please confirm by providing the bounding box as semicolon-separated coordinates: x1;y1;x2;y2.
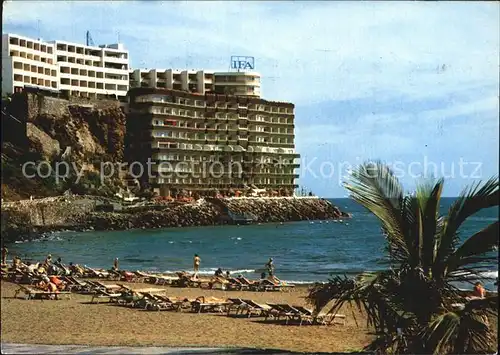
1;195;351;243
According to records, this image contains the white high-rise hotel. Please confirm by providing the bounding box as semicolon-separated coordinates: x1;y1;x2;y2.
2;33;129;99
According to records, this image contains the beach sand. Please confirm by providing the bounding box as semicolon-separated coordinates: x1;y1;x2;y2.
1;280;373;353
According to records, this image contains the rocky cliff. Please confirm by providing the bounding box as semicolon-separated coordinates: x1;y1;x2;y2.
1;92;126;200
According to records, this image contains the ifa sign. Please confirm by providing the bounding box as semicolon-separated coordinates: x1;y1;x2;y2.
231;56;255;71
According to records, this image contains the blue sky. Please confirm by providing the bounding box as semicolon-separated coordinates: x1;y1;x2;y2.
3;1;499;197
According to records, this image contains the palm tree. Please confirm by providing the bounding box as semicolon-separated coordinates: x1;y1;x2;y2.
307;161;498;354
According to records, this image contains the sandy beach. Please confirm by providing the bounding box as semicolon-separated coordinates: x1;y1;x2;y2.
1;280;374;353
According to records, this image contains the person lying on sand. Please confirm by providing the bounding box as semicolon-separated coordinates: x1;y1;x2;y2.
49;275;67;290
472;282;486;299
24;262;38;274
68;262;84;276
267;274;281;285
54;258;70;276
35;264;47;275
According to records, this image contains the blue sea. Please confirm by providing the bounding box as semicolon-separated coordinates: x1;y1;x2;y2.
6;198;498;290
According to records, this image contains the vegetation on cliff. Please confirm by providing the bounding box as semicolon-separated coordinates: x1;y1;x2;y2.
1;93;126;200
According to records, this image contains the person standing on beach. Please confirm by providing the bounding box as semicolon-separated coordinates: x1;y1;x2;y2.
265;258;275;276
113;257;119;271
193;254;201;277
1;246;8;265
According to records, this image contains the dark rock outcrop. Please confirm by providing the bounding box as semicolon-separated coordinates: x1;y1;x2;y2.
1;196;350;243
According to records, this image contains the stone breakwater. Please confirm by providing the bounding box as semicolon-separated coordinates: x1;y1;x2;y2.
1;196;350;242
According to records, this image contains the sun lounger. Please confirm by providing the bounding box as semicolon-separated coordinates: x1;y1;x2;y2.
14;285;71;300
90;280;123;292
133;292;162;309
227;278;249;291
274;304;304;324
237;277;259;290
264;304;298;322
66;277;93;293
90;289;123;304
114;291;144;307
191;297;232;313
256;279;295;292
149;274;178;285
144;295;182;311
84;267;109;278
226;298;249;315
241;299;273;317
292;305;346;325
107;269;122;281
129;271;150;283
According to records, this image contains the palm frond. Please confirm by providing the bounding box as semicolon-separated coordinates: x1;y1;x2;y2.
445;221;499;276
421;312;461;355
436;177;499;268
453;296;498;354
416;179;444;275
344;161;407;262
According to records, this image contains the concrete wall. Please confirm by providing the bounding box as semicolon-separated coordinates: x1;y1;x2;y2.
5;198;97;227
26;92;121;122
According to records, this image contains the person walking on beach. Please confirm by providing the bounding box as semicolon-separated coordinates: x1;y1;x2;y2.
193;254;201;278
44;254;52;267
1;246;8;266
265;258;275;276
113;257;119;271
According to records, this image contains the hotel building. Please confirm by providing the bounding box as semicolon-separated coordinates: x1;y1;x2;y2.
1;33;59;94
129;69;261;97
50;40;129;99
2;33;129;99
126;87;299;197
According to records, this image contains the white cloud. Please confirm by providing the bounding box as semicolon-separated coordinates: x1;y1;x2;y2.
3;1;498;104
3;1;498;196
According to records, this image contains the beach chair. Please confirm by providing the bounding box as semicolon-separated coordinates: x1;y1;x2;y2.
133;292;161;309
237;277;260;291
14;285;71;300
241;299;273;317
158;295;186;311
107;269;122;281
152;275;178;285
134;271;151;283
83;267;106;278
265;304;297;322
292;305;346;325
90;289;123;304
93;281;123;292
67;277;93;293
226;298;249;315
115;291;144;307
275;304;303;324
144;295;179;311
191;296;231;314
227;278;248;291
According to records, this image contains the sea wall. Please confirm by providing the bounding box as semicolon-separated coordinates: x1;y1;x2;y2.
1;196;350;242
220;197;347;222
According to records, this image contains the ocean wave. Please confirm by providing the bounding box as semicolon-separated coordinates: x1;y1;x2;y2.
479;270;498;279
123;258;155;263
161;268;256;275
16;234;65;244
281;280;324;285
